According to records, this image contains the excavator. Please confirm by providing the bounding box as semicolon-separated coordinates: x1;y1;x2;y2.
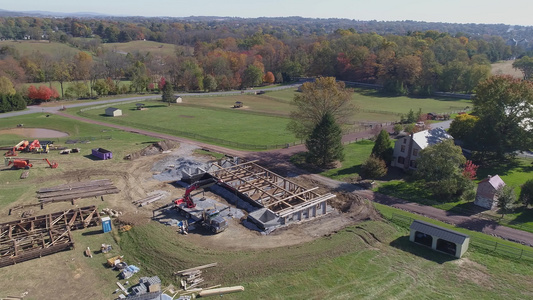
174;177;219;209
172;177;228;233
5;157;58;169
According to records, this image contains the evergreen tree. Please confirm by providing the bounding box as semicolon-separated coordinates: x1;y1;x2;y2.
371;129;393;163
305;112;344;168
519;179;533;206
361;155;388;179
162;82;174;106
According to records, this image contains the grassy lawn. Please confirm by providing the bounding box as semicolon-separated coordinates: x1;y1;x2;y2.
374;157;533;231
321;140;375;180
74;101;298;149
118;218;533;299
266;87;472;123
0;40;81;56
182;94;293;117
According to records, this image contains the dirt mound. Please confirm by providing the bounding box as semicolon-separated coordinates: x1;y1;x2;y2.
124;140;178;160
329;192;381;221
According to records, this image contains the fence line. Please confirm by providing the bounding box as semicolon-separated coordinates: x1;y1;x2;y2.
386;212;533;261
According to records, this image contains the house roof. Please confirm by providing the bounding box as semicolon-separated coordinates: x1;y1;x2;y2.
410;220;469;245
478;175;505;189
412;127;452;149
106;107;121;111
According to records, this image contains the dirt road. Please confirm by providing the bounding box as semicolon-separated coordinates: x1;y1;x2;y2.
53;111;533;247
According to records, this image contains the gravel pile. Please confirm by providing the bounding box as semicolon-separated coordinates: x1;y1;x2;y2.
151;144;211;182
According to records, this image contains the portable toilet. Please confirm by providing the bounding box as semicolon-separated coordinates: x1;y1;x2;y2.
102;216;112;233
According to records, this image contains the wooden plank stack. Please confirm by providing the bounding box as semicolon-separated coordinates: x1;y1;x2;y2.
174;263;217;291
37;179;120;204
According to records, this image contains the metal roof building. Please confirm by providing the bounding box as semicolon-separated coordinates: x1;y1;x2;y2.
409;220;470;258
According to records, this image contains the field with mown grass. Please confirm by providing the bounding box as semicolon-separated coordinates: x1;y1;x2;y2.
266;87;471;122
74;101;298;149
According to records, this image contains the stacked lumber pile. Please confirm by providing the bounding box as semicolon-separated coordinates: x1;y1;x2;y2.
167;263;245;298
132;192;165;207
37;179;119;204
175;263;217;290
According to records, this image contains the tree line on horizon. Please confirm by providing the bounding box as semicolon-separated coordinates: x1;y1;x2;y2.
0;15;530;107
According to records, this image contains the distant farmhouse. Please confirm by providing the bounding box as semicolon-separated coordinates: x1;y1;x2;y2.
391;128;452;170
474;175;506;210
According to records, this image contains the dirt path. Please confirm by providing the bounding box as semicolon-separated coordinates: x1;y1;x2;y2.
54;111;533;247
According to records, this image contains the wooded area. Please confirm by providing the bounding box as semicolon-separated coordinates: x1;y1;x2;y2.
0;15;530;105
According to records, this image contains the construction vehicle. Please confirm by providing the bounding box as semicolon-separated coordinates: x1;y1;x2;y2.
14;140;28;151
6;159;32;169
5;157;58;169
23;140;41;152
173;178;228;234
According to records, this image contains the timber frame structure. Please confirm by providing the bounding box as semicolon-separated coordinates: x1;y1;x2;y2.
195;158;335;230
0;206;100;268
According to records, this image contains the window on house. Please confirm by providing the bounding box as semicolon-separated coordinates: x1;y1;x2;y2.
410;160;417;168
401;145;406;152
403;138;407;144
398;157;405;164
413;149;418;156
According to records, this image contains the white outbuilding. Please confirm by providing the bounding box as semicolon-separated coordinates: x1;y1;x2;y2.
105;107;122;117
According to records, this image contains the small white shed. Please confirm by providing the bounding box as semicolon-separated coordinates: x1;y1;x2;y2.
105;107;122;117
175;96;183;103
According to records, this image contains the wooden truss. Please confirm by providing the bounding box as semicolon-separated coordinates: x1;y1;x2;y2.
208;160;334;213
0;206;100;268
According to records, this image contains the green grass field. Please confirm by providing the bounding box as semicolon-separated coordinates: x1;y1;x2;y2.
75;101;298;148
266;87;472;122
117;218;533;299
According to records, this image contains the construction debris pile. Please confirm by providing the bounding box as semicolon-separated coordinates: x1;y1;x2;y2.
0;206;100;268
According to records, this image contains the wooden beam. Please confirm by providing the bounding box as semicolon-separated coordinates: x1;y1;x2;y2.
174;262;218;275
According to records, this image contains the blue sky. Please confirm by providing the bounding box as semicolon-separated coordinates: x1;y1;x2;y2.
2;0;532;26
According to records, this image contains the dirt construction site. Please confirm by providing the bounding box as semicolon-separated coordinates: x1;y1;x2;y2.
0;138;380;299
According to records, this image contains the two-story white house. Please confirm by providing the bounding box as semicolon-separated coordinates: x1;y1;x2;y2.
391;127;453;170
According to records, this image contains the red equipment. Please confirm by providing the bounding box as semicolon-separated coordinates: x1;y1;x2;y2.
5;158;58;169
174;178;218;209
15;140;29;151
4;147;17;157
7;159;32;169
44;158;58;168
